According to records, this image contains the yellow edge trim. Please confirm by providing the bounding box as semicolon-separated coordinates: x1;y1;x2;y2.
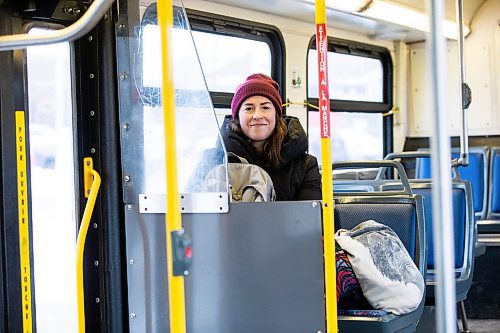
76;158;101;333
158;1;187;333
15;111;33;333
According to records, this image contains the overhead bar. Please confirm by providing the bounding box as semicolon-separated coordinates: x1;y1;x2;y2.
0;0;114;51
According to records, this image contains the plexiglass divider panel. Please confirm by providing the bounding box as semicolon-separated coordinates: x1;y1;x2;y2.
117;0;229;212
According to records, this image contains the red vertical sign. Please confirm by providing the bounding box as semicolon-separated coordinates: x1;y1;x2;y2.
315;23;331;138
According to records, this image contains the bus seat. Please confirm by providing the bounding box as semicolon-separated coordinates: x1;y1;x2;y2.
334;198;426;333
333;161;426;333
408;181;475;302
415;147;489;220
476;146;500;235
488;147;500;217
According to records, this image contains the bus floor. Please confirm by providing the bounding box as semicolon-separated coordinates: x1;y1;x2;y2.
459;319;500;332
461;246;500;332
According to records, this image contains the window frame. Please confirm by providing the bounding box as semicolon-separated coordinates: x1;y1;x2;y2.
307;36;394;158
307;36;393;112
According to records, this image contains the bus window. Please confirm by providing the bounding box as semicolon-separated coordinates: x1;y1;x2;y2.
27;28;77;333
185;9;284;125
307;111;383;162
307;37;392;164
307;51;384;102
191;31;271;93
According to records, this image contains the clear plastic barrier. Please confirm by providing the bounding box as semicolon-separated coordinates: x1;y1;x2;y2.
121;1;228;204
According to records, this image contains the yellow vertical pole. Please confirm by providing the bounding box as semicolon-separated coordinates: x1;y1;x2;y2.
315;1;338;332
157;1;187;333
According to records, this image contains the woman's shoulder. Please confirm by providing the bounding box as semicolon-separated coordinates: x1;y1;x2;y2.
288;152;319;170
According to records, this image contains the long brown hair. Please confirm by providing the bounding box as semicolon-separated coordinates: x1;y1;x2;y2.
228;112;287;167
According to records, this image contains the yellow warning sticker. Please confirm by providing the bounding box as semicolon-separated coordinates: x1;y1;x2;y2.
15;111;32;333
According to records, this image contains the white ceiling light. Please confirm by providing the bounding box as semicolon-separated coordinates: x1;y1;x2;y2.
325;0;367;12
300;0;367;12
302;0;471;40
360;0;470;40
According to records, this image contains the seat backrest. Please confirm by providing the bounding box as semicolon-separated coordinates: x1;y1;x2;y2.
409;181;473;273
334;195;426;275
415;147;489;219
333;162;426;332
488;147;500;218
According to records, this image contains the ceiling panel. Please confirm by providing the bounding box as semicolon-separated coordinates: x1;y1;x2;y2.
140;0;487;42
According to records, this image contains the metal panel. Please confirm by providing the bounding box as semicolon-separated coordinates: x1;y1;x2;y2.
139;192;229;213
125;201;326;333
125;204;169;333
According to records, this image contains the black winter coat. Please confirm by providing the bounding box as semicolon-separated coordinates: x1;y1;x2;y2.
220;115;322;201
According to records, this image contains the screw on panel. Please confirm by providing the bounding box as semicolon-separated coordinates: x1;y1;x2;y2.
90;148;96;154
93;223;98;229
88;36;93;42
129;259;134;265
130;313;136;319
95;298;100;303
94;261;99;266
90;110;95;116
86;160;90;166
127;205;132;211
123;123;130;131
312;202;318;208
119;24;126;29
89;73;95;79
124;175;131;182
120;72;128;80
183;270;189;276
104;14;108;20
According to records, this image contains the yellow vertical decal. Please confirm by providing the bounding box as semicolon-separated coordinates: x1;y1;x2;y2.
15;111;33;333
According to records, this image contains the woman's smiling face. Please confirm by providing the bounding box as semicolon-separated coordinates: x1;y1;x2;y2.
238;95;277;150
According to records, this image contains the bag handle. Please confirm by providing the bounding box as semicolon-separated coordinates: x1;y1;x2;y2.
227;152;249;164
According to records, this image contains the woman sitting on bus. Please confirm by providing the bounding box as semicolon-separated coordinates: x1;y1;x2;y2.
220;73;321;201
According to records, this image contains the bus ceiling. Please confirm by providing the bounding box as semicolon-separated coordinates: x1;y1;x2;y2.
166;0;486;42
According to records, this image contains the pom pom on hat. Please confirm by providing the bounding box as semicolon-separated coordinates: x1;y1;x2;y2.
231;73;282;118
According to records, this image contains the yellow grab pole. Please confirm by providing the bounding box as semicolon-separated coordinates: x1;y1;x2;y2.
315;1;338;332
158;1;187;333
76;157;101;333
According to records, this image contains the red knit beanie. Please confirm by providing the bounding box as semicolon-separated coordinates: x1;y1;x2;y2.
231;73;282;119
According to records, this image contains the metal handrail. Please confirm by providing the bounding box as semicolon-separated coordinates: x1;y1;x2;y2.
379;151;461;180
428;0;458;331
455;0;470;167
0;0;114;51
333;160;413;195
76;158;101;333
